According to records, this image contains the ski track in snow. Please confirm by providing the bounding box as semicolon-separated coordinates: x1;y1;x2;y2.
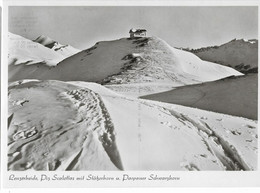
138;99;257;170
53;88;123;170
87;90;257;170
168;110;248;170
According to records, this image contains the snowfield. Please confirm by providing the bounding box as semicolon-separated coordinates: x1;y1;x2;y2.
8;80;257;171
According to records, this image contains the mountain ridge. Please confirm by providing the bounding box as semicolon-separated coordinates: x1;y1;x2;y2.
9;34;242;96
181;38;258;73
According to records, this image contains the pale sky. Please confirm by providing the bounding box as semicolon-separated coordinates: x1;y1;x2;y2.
9;6;258;49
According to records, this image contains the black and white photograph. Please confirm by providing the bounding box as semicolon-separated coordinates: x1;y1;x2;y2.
1;0;260;189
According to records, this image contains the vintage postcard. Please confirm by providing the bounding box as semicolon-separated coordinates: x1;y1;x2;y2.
1;0;260;189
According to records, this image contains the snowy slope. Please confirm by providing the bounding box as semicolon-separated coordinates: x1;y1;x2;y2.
8;32;65;66
34;35;81;57
186;39;258;73
8;80;121;171
9;36;242;92
142;74;258;120
8;80;257;171
99;37;243;85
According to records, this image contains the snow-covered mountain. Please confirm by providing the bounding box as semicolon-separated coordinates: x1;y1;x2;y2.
8;32;65;66
8;32;81;66
184;39;258;73
8;80;257;171
34;35;80;57
142;74;257;120
9;36;242;96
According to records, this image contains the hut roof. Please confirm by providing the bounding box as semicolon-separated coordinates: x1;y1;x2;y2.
129;28;147;33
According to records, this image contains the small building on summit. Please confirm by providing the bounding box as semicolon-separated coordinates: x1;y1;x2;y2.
129;28;147;38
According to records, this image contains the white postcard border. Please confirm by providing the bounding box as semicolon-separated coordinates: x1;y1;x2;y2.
1;0;260;189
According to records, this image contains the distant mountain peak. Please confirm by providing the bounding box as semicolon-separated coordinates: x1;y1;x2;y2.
34;35;57;48
8;32;65;67
8;32;81;72
34;34;81;57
